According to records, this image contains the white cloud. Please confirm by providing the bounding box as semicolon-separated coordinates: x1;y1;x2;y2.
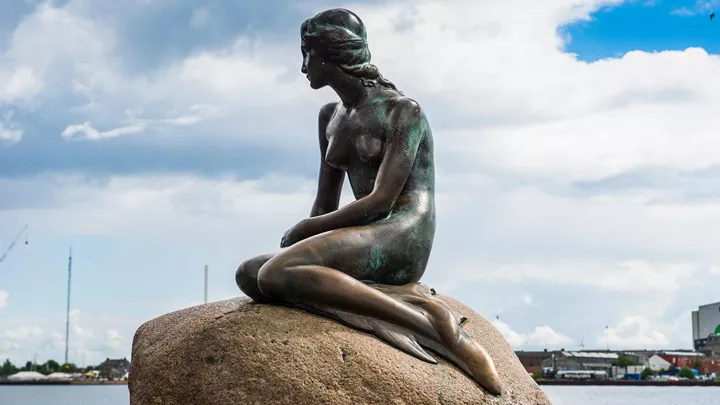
493;321;527;346
597;316;670;348
45;332;65;350
1;66;42;103
0;340;21;351
73;324;95;338
104;329;126;350
671;1;719;16
2;3;116;101
61;121;147;141
527;326;574;346
5;326;43;341
493;320;573;347
477;260;698;293
523;295;534;307
0;291;7;309
69;310;95;338
0;115;22;144
61;105;215;141
671;7;696;16
697;1;720;13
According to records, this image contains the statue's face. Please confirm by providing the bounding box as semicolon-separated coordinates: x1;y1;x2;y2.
301;43;328;90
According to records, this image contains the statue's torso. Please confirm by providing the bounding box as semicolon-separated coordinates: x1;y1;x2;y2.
323;96;436;219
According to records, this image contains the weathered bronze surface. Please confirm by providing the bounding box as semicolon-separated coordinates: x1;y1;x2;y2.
235;8;502;395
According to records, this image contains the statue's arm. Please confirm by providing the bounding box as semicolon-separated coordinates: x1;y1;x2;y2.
310;102;345;217
303;98;423;234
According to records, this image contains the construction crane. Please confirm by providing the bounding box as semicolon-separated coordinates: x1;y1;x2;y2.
0;224;29;267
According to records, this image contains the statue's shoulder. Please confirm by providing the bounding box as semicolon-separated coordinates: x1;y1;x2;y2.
319;102;339;119
386;95;423;120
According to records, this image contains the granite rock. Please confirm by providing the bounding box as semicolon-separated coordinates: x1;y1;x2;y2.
129;295;552;405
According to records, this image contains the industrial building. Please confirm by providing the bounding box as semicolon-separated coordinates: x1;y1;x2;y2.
703;335;720;356
692;301;720;352
514;350;554;374
516;349;720;379
647;351;720;373
541;351;618;372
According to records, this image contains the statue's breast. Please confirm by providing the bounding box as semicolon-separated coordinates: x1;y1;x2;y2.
325;132;350;170
354;133;384;164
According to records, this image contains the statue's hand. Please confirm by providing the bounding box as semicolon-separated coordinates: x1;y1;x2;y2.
280;219;311;248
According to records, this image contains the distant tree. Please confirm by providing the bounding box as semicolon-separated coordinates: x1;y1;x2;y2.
38;360;61;375
1;359;18;376
61;363;79;373
678;366;695;379
613;354;638;367
22;361;33;371
532;371;543;380
48;360;60;372
694;356;703;371
640;367;655;380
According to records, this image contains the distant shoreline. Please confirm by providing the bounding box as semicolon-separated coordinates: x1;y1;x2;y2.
537;379;720;387
0;380;128;386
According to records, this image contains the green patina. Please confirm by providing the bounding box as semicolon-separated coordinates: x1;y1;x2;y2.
369;245;386;270
371;96;388;118
406;123;422;148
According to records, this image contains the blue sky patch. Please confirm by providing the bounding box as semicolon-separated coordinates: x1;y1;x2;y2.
562;0;719;61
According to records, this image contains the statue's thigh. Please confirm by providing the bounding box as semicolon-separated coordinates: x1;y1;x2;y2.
267;222;412;283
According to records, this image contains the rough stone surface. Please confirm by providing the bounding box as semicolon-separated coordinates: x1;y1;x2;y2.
129;295;552;405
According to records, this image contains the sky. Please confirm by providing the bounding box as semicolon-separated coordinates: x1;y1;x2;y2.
0;0;719;367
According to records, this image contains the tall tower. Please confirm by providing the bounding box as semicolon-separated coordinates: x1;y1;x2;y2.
64;246;72;365
204;265;208;304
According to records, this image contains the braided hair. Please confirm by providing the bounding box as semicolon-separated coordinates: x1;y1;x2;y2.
300;8;401;93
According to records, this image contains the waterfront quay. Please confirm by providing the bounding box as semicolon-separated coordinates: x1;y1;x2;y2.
516;349;720;384
536;379;720;387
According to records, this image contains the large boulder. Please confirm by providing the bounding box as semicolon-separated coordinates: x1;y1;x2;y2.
129;295;552;405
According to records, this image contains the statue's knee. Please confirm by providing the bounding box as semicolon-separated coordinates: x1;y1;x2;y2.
255;252;308;300
236;258;268;303
256;258;291;300
256;264;277;299
235;262;250;288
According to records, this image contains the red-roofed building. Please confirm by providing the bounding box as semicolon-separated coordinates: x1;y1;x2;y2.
655;352;720;374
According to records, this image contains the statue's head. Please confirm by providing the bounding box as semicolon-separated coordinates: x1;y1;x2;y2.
300;8;398;92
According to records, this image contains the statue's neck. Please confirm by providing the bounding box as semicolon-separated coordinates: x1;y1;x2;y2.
329;75;372;108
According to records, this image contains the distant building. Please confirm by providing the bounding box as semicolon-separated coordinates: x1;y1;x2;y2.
692;301;720;351
98;358;130;379
650;351;720;374
704;335;720;357
648;354;673;371
541;351;618;372
613;351;650;367
515;350;553;374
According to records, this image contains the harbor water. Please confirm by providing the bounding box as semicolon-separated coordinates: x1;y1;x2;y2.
1;385;719;404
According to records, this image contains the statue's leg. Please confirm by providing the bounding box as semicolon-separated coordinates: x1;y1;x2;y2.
236;253;276;303
251;224;502;395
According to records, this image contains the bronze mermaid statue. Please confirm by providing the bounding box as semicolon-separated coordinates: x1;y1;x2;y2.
235;8;502;395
